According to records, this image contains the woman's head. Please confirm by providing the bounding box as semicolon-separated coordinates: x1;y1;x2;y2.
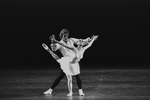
81;38;91;46
78;39;83;46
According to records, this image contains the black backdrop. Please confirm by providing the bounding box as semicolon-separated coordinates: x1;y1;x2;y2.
1;0;150;70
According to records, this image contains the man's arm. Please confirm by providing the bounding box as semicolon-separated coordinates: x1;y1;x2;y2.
50;35;63;51
53;39;75;51
50;34;74;51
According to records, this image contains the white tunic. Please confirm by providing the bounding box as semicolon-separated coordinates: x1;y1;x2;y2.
57;57;80;75
55;38;80;76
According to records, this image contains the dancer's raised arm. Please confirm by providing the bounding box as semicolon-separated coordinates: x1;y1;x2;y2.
71;37;90;46
83;35;98;51
54;39;75;51
50;34;75;51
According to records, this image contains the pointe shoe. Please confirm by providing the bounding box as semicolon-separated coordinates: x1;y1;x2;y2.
42;43;49;50
67;92;73;96
43;89;53;95
79;89;85;96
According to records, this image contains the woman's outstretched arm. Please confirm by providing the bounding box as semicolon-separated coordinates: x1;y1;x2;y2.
83;35;98;51
42;43;60;60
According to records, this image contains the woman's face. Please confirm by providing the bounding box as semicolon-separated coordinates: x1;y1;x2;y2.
79;38;90;46
78;39;83;46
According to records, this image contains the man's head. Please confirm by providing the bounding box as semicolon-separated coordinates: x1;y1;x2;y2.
59;29;69;42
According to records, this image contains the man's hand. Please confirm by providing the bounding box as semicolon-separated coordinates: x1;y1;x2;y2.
50;34;57;43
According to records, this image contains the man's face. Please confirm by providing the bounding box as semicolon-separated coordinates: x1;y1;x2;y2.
62;33;69;42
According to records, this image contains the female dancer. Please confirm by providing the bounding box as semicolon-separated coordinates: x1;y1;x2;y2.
42;43;76;96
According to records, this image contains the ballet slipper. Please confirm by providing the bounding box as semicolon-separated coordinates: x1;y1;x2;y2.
79;89;85;96
67;92;73;96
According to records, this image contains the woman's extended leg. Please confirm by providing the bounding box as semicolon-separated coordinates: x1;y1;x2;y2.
66;74;73;96
42;43;60;60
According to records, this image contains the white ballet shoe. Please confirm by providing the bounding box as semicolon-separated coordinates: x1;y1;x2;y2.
79;89;85;96
43;89;53;95
79;92;85;96
67;92;73;96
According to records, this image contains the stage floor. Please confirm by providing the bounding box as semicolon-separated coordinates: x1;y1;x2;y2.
0;68;150;100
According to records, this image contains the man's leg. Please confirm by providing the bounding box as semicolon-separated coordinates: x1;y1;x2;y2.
44;70;65;94
51;70;65;89
75;75;85;96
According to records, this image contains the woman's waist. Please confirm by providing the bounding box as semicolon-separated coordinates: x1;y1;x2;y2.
62;53;76;58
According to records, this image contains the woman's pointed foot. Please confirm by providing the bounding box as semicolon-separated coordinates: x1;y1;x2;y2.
67;92;73;96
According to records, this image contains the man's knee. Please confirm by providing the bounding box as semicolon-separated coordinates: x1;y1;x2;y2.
76;75;80;78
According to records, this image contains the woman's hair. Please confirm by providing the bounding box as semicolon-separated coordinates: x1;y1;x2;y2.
59;29;69;39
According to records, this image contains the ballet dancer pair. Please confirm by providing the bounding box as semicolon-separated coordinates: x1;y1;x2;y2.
42;29;98;96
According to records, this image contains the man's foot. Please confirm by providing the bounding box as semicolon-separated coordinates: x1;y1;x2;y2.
79;89;85;96
67;92;73;96
79;92;85;96
43;89;53;95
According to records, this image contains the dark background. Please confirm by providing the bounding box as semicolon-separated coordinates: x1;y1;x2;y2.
1;0;150;70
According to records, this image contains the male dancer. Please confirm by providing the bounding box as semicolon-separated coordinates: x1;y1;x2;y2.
43;29;90;96
43;34;98;96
